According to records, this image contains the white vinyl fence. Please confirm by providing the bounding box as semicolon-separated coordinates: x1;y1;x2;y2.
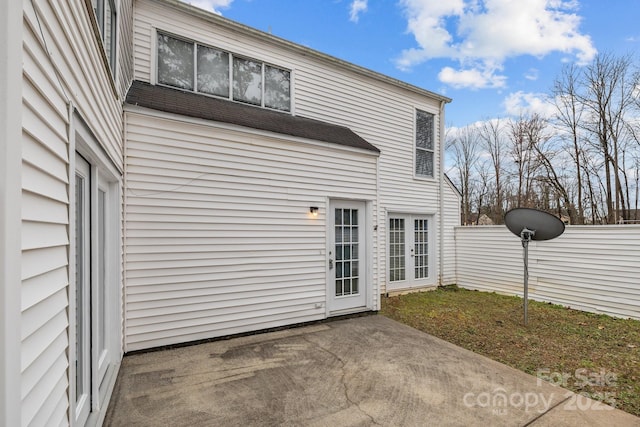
455;225;640;320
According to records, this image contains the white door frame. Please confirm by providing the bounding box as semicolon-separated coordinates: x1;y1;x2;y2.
326;199;371;315
386;212;436;291
70;115;122;426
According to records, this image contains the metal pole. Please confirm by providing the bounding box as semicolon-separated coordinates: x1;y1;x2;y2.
523;238;528;326
520;228;534;326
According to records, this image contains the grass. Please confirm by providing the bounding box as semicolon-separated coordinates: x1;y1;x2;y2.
380;286;640;417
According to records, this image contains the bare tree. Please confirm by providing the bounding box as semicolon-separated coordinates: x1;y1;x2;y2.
577;53;635;223
552;64;585;223
522;114;577;222
478;118;506;223
447;126;481;225
473;160;491;224
508;116;543;208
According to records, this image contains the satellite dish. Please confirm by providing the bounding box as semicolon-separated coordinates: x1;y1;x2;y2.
505;208;565;241
504;208;565;326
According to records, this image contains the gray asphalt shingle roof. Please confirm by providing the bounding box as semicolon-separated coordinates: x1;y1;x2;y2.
125;81;380;153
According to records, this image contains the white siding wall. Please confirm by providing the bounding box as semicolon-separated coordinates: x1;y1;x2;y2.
133;0;447;296
441;179;460;285
124;111;378;351
21;0;130;425
456;225;640;320
118;0;135;98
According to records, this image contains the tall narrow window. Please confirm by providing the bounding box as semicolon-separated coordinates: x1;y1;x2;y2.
157;33;194;90
75;157;91;426
415;109;435;177
334;208;360;296
414;219;429;279
93;0;117;74
389;218;405;282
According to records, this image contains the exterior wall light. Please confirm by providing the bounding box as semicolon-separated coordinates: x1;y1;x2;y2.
310;206;319;217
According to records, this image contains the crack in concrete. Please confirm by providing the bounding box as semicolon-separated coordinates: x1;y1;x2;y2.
303;336;382;426
522;395;573;426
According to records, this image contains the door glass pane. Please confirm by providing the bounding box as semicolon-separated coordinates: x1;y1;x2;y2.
75;174;85;400
233;57;262;105
98;190;106;355
415;219;429;279
157;33;194;90
343;210;351;225
389;218;405;281
197;45;229;97
335;208;359;296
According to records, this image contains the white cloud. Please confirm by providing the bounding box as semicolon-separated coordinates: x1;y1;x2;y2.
503;91;556;118
439;66;506;90
524;68;539;81
181;0;233;15
349;0;368;23
397;0;596;89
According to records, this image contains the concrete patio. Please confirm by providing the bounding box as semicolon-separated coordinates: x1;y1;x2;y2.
104;315;640;426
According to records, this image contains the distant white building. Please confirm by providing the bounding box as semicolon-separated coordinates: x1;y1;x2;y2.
1;0;459;425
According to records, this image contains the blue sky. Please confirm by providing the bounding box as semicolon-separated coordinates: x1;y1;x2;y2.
185;0;640;128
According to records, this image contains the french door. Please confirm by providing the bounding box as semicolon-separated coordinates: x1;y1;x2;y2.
74;153;113;426
327;200;367;313
387;214;433;290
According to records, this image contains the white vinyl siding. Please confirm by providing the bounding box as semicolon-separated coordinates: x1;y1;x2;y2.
21;0;130;425
124;111;378;351
133;0;445;297
117;0;135;98
455;225;640;320
441;178;460;285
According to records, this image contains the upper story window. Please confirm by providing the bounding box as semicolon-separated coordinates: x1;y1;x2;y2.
415;109;435;178
93;0;117;75
157;32;291;112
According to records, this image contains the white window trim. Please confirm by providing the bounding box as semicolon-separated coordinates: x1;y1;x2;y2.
0;1;22;424
413;108;437;180
155;29;292;113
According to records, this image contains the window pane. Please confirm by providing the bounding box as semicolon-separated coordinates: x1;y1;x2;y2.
416;110;434;150
343;210;350;225
335;208;342;226
104;0;116;72
74;174;84;399
197;45;229;97
93;0;104;35
233;57;262;105
157;34;194;90
265;65;290;111
389;218;405;282
98;190;106;354
416;148;434;177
